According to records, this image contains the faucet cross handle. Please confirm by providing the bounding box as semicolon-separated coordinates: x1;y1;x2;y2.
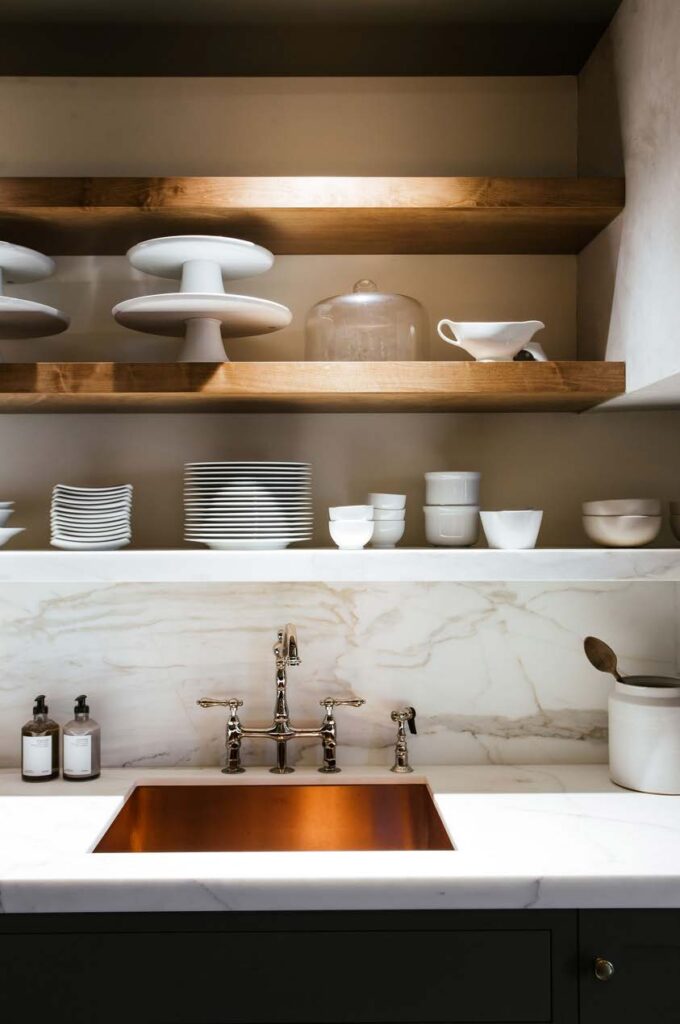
196;699;245;775
197;698;244;712
318;697;366;775
320;697;366;711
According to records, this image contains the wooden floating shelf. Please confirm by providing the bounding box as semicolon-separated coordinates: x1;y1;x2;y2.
0;176;624;255
0;361;625;413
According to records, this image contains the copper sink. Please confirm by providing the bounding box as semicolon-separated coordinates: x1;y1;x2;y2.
93;782;453;853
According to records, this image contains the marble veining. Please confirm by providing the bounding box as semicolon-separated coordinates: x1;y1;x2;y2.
0;580;677;769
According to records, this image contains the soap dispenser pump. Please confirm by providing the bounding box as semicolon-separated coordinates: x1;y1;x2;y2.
21;695;59;782
63;695;101;781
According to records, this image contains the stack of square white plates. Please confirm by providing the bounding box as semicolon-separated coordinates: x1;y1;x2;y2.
184;462;312;550
50;485;133;551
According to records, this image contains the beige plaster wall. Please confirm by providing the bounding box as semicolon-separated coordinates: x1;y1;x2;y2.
0;76;576;177
578;0;680;396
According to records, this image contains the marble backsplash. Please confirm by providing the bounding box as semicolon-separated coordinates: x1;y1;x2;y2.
1;581;678;769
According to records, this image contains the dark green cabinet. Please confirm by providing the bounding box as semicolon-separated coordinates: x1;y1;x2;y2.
0;910;576;1024
1;908;677;1023
579;910;680;1024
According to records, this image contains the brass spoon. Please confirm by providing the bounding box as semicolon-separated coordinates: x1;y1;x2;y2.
584;635;680;688
584;635;625;682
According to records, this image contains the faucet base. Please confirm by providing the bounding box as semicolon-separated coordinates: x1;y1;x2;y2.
390;764;414;774
222;766;246;775
269;765;295;775
318;766;341;774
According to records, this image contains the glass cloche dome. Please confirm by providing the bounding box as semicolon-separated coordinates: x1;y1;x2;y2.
305;279;428;361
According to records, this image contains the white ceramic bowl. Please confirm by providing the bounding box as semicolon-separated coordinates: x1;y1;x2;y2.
0;527;24;548
423;505;479;547
329;505;373;521
367;492;406;510
437;320;545;362
0;509;13;527
480;509;543;550
670;515;680;542
583;514;662;548
329;520;374;550
425;472;480;506
372;508;405;521
583;498;661;516
0;501;15;509
370;520;405;549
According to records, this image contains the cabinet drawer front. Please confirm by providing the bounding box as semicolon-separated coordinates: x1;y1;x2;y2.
2;927;555;1023
580;910;680;1024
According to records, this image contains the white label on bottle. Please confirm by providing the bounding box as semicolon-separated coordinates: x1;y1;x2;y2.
22;735;53;776
64;734;92;777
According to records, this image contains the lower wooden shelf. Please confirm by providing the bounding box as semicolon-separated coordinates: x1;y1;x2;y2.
0;361;624;412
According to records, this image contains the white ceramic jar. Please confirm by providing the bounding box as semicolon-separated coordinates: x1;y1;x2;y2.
609;678;680;794
423;505;479;547
425;472;480;506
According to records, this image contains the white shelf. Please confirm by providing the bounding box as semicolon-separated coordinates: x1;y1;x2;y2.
0;548;679;583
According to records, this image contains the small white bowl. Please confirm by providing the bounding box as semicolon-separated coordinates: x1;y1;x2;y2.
583;498;661;517
370;520;405;549
372;508;405;521
329;520;374;550
0;509;13;527
0;501;15;509
0;527;24;548
425;472;480;506
423;505;479;547
583;514;662;548
480;509;543;550
367;493;406;510
329;505;373;521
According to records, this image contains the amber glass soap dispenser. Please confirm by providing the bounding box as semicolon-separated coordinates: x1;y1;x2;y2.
63;695;101;781
21;695;59;782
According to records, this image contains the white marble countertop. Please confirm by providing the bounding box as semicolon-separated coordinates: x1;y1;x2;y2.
2;764;680;913
0;548;679;582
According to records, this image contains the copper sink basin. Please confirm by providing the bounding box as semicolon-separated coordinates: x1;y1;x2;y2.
94;782;453;853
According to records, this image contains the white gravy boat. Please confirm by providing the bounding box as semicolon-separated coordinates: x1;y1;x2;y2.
437;320;546;362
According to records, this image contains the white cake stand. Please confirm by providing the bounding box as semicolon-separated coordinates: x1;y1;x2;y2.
0;241;70;346
113;235;289;361
126;235;275;283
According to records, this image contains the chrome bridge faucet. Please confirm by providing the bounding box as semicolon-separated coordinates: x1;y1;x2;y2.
198;624;365;775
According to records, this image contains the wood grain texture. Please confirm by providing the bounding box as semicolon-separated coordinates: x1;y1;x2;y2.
0;177;624;255
0;361;626;413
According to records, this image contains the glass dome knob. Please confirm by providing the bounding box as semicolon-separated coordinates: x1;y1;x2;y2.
353;279;378;294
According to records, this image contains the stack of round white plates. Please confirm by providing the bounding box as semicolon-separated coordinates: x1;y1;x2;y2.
184;462;312;550
50;485;133;551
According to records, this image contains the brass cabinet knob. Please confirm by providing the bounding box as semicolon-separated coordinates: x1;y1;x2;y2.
594;956;615;981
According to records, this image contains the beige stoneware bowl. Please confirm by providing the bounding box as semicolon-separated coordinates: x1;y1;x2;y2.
582;514;662;548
